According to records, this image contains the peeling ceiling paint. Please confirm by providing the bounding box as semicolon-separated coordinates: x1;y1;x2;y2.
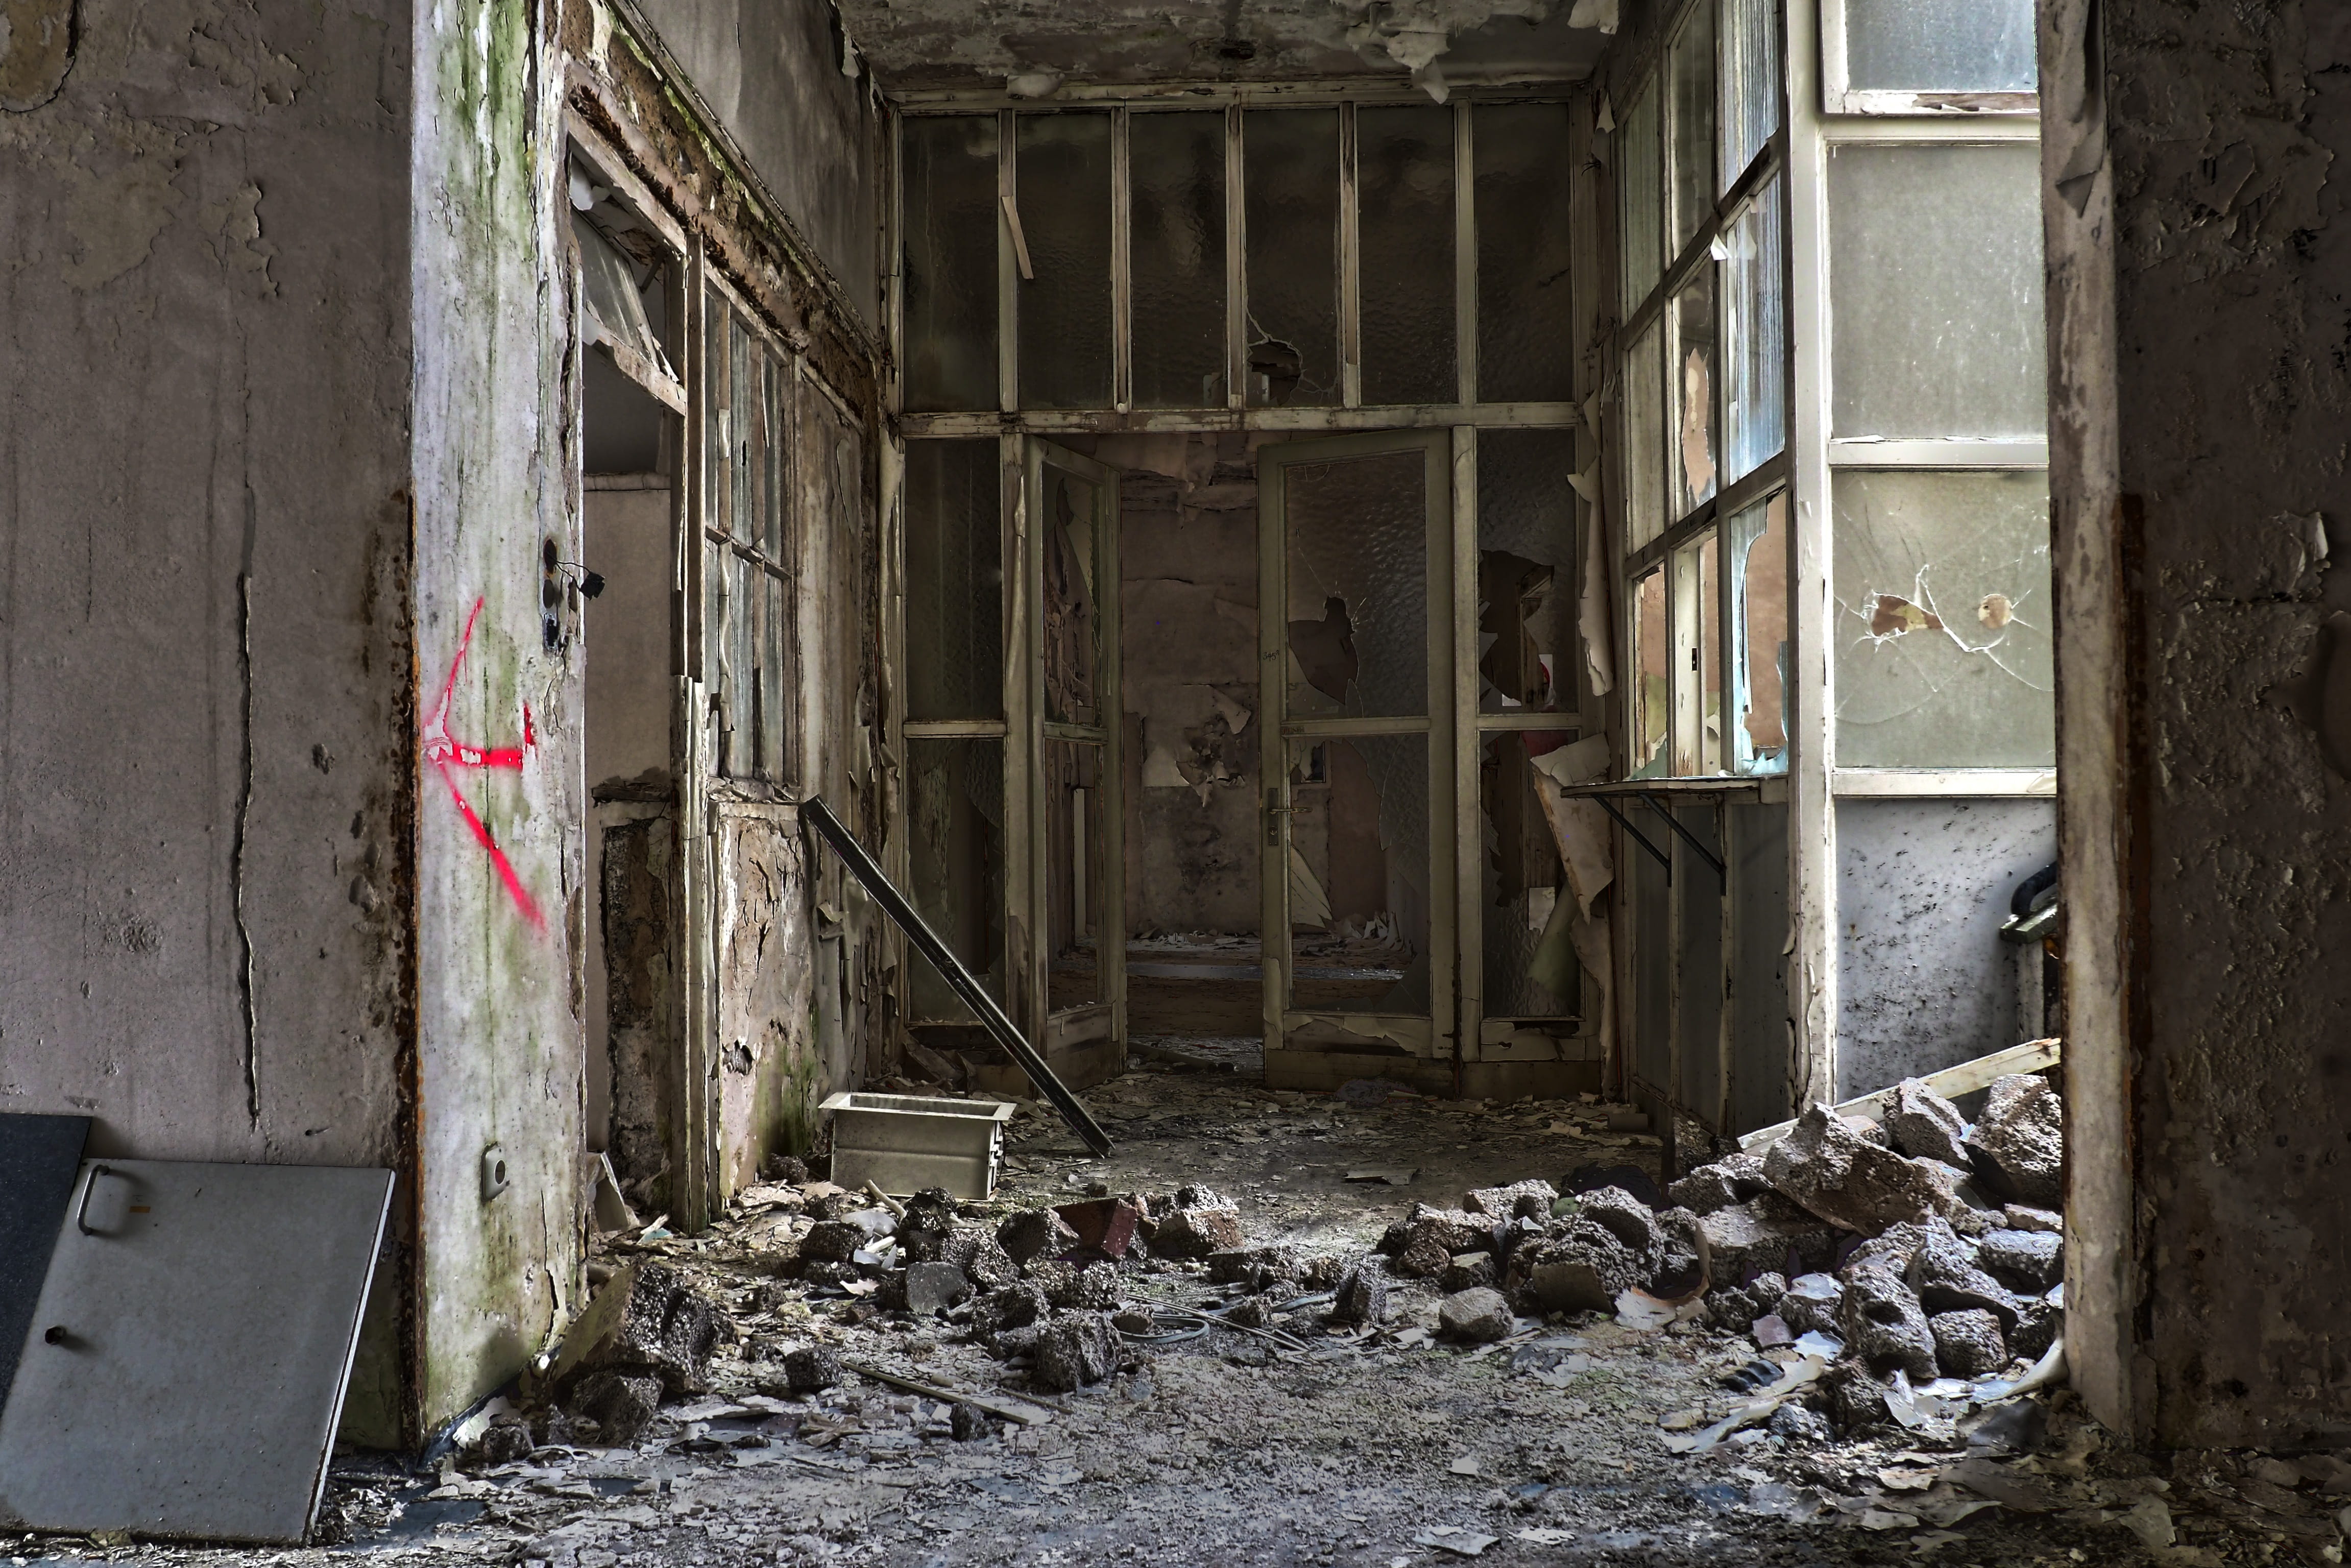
831;0;1609;96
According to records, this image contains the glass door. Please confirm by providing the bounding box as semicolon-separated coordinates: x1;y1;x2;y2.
1256;432;1455;1078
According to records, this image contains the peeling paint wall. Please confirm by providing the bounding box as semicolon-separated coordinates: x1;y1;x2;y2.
0;0;420;1443
2048;0;2351;1446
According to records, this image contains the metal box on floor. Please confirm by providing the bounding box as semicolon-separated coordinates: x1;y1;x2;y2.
819;1092;1016;1199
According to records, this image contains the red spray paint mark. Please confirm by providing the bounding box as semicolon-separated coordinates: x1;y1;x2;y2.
424;597;545;930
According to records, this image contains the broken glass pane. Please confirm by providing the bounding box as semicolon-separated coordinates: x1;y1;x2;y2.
1667;0;1717;260
1482;732;1578;1018
1358;105;1456;407
1828;141;2045;439
1722;179;1785;484
1016;112;1114;410
905;440;1004;721
762;354;788;559
1694;532;1724;774
1719;0;1782;189
1130;111;1226;409
1668;266;1717;519
1616;79;1663;315
902;115;1000;413
1843;0;2036;94
1284;450;1426;719
1832;469;2053;767
1289;732;1428;1017
1474;102;1576;404
573;212;669;377
1244;109;1341;408
1632;568;1669;776
1040;464;1100;727
1623;316;1666;551
1477;428;1578;714
907;736;1006;1017
1727;491;1789;775
1045;739;1104;1009
704;284;730;528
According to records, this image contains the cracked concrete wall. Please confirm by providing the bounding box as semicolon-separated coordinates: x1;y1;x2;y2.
2047;0;2351;1446
0;0;421;1442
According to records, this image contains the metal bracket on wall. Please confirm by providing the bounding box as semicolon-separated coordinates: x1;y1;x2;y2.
1637;791;1727;887
1592;795;1672;882
803;795;1113;1157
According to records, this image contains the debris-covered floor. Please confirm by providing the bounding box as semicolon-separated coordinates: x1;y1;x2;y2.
29;1062;2343;1568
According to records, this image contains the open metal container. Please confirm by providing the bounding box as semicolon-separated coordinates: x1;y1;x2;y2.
818;1092;1018;1200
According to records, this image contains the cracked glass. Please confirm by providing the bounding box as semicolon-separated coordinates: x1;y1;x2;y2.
1284;451;1427;719
1667;0;1717;260
1832;469;2053;767
1723;179;1785;485
1669;267;1718;520
1728;492;1789;775
1477;428;1578;715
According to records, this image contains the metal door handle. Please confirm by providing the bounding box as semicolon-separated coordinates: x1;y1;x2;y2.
75;1165;118;1236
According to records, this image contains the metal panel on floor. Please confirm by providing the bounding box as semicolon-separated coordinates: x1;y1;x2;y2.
0;1159;393;1545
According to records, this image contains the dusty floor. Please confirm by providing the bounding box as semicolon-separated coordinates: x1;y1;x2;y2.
16;1024;2336;1568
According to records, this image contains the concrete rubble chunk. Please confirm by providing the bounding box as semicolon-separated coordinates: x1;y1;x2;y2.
1704;1271;1786;1332
1578;1186;1664;1276
1838;1218;1942;1279
971;1282;1051;1341
1909;1230;2021;1329
950;1402;989;1441
1930;1308;2009;1378
548;1261;719;1397
1651;1207;1705;1294
2009;1297;2061;1362
1032;1311;1121;1391
1821;1362;1893;1434
1464;1178;1560;1220
1441;1251;1496;1292
1696;1197;1839;1286
1764;1104;1965;1236
1838;1262;1938;1382
798;1220;869;1264
1437;1286;1515;1343
1330;1262;1390;1325
1053;1196;1144;1260
1965;1075;2065;1207
1515;1221;1640;1313
938;1227;1020;1291
1150;1191;1246;1258
1028;1259;1119;1311
902;1261;974;1317
1207;1245;1303;1291
1664;1151;1770;1216
567;1370;662;1446
1768;1402;1833;1445
2002;1203;2063;1235
782;1345;841;1393
1773;1272;1844;1337
997;1207;1080;1267
1976;1227;2064;1293
1884;1079;1972;1168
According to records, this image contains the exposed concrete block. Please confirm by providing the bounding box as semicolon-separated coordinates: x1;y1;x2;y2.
1032;1312;1120;1391
1964;1075;2063;1207
998;1208;1080;1267
548;1262;719;1397
1838;1263;1937;1382
1977;1228;2064;1293
1437;1287;1514;1343
1330;1262;1390;1325
1930;1309;2009;1378
1764;1104;1966;1236
1665;1151;1770;1215
1464;1178;1559;1220
1884;1080;1971;1168
1696;1195;1839;1285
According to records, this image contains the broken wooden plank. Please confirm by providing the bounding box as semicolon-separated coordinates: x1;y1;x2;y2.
840;1360;1053;1426
1737;1038;2062;1154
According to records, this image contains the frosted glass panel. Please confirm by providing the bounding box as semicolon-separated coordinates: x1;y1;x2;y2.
1474;102;1576;403
1631;570;1669;776
1828;141;2046;439
908;737;1006;1018
1728;492;1789;775
1245;109;1341;407
1289;733;1429;1016
905;440;1003;721
1616;81;1663;315
1832;469;2053;767
1284;451;1427;718
1040;464;1101;727
1669;267;1717;519
1482;733;1577;1019
902;116;999;413
1843;0;2036;93
1667;0;1717;259
1130;112;1226;409
1719;0;1782;188
1623;316;1666;550
1723;180;1786;484
1477;428;1578;714
1358;105;1455;406
1016;113;1113;409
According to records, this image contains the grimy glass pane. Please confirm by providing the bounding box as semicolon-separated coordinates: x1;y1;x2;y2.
703;285;729;533
901;115;1000;413
1016;112;1114;409
1045;739;1104;1009
1844;0;2036;93
1288;732;1429;1017
1245;108;1341;407
761;570;787;781
730;320;757;544
1478;427;1578;714
1284;451;1426;718
1482;733;1578;1019
1040;464;1101;726
904;440;1004;721
1719;0;1781;190
1623;316;1666;550
1474;102;1576;403
1130;111;1227;408
1832;469;2053;767
1668;266;1718;518
1828;141;2046;439
702;536;728;767
1615;79;1662;316
1632;568;1669;776
1358;105;1456;407
1666;0;1717;259
762;355;788;558
1699;532;1723;774
1723;179;1786;484
907;736;1007;1017
1728;491;1789;774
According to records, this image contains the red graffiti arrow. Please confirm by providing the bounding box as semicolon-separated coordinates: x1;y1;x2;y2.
424;597;545;930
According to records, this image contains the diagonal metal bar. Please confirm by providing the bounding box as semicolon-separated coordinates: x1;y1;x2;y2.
803;795;1112;1157
1593;794;1671;882
1637;791;1727;884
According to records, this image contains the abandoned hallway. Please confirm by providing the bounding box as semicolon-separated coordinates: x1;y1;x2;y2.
4;0;2351;1562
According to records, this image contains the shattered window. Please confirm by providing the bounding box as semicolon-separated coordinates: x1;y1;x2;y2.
1668;267;1718;520
1631;569;1669;777
1288;733;1429;1018
1045;739;1104;1009
1719;0;1782;188
1015;112;1115;410
1244;108;1342;408
1481;732;1578;1020
1040;465;1100;727
1616;79;1663;316
702;288;795;783
1622;316;1666;551
1358;105;1456;406
1476;428;1578;715
1831;469;2053;767
1839;0;2037;95
1722;179;1785;485
1667;0;1717;260
1473;103;1577;403
1828;141;2045;440
1129;111;1227;409
901;115;1000;414
1727;492;1789;775
1284;452;1427;719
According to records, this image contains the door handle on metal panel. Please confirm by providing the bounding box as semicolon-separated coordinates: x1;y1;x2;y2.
75;1164;120;1236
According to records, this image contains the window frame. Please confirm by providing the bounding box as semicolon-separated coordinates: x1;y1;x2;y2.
1817;0;2040;118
